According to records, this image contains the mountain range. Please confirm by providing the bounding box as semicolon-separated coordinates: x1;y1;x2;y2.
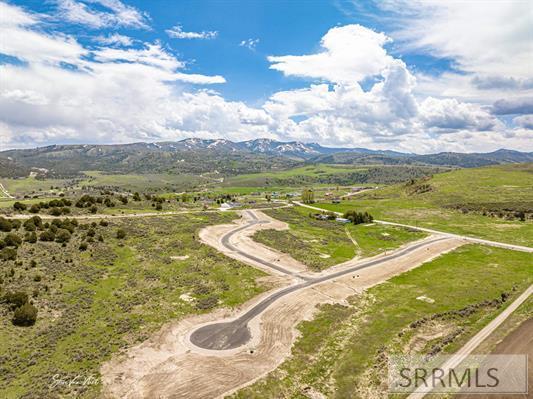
1;138;532;178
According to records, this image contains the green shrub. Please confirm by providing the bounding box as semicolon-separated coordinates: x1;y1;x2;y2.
39;230;55;242
195;295;219;310
79;242;88;251
12;302;38;326
116;229;126;239
76;195;96;208
0;247;17;261
24;231;37;243
49;207;62;216
29;204;41;213
3;291;28;308
99;219;109;227
13;202;27;211
0;217;13;232
343;210;374;225
4;233;22;247
55;228;71;243
23;220;36;232
26;216;42;229
104;198;115;207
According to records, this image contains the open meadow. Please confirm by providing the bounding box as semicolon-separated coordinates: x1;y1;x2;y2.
254;206;427;270
311;164;533;246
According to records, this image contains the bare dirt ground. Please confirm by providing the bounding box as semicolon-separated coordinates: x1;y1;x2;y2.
456;318;532;399
101;210;463;399
199;210;309;276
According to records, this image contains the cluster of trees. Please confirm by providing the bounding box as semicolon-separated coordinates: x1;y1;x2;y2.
445;202;530;222
343;210;374;225
0;217;23;260
2;291;38;326
214;194;238;205
76;194;117;211
14;198;72;215
0;216;119;262
406;183;433;195
0;217;80;260
301;189;315;204
14;193;137;216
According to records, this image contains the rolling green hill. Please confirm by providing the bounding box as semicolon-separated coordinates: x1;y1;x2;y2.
223;164;449;187
311;163;533;246
2;140;532;178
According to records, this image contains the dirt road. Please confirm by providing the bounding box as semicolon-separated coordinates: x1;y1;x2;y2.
0;183;14;199
101;210;462;399
1;204;289;221
457;318;532;399
340;187;375;199
408;285;532;399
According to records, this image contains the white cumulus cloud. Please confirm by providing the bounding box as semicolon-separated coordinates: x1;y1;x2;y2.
94;33;134;46
166;25;218;40
56;0;149;29
0;2;531;153
268;24;394;83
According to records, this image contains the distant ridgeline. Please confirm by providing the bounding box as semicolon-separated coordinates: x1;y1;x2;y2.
1;138;532;178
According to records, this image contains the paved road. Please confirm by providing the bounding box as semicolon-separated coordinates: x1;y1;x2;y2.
189;212;449;350
294;202;533;253
219;210;310;279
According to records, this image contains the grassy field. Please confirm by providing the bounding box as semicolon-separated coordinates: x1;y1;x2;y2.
364;163;533;205
78;171;205;192
310;164;533;247
0;176;70;197
223;163;447;188
233;244;533;398
254;206;427;270
224;164;366;187
0;171;207;200
0;213;268;398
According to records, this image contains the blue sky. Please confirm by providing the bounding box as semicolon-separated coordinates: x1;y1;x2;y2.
1;0;532;152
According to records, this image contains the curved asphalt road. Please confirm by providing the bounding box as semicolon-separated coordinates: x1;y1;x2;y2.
190;212;449;350
219;211;311;280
